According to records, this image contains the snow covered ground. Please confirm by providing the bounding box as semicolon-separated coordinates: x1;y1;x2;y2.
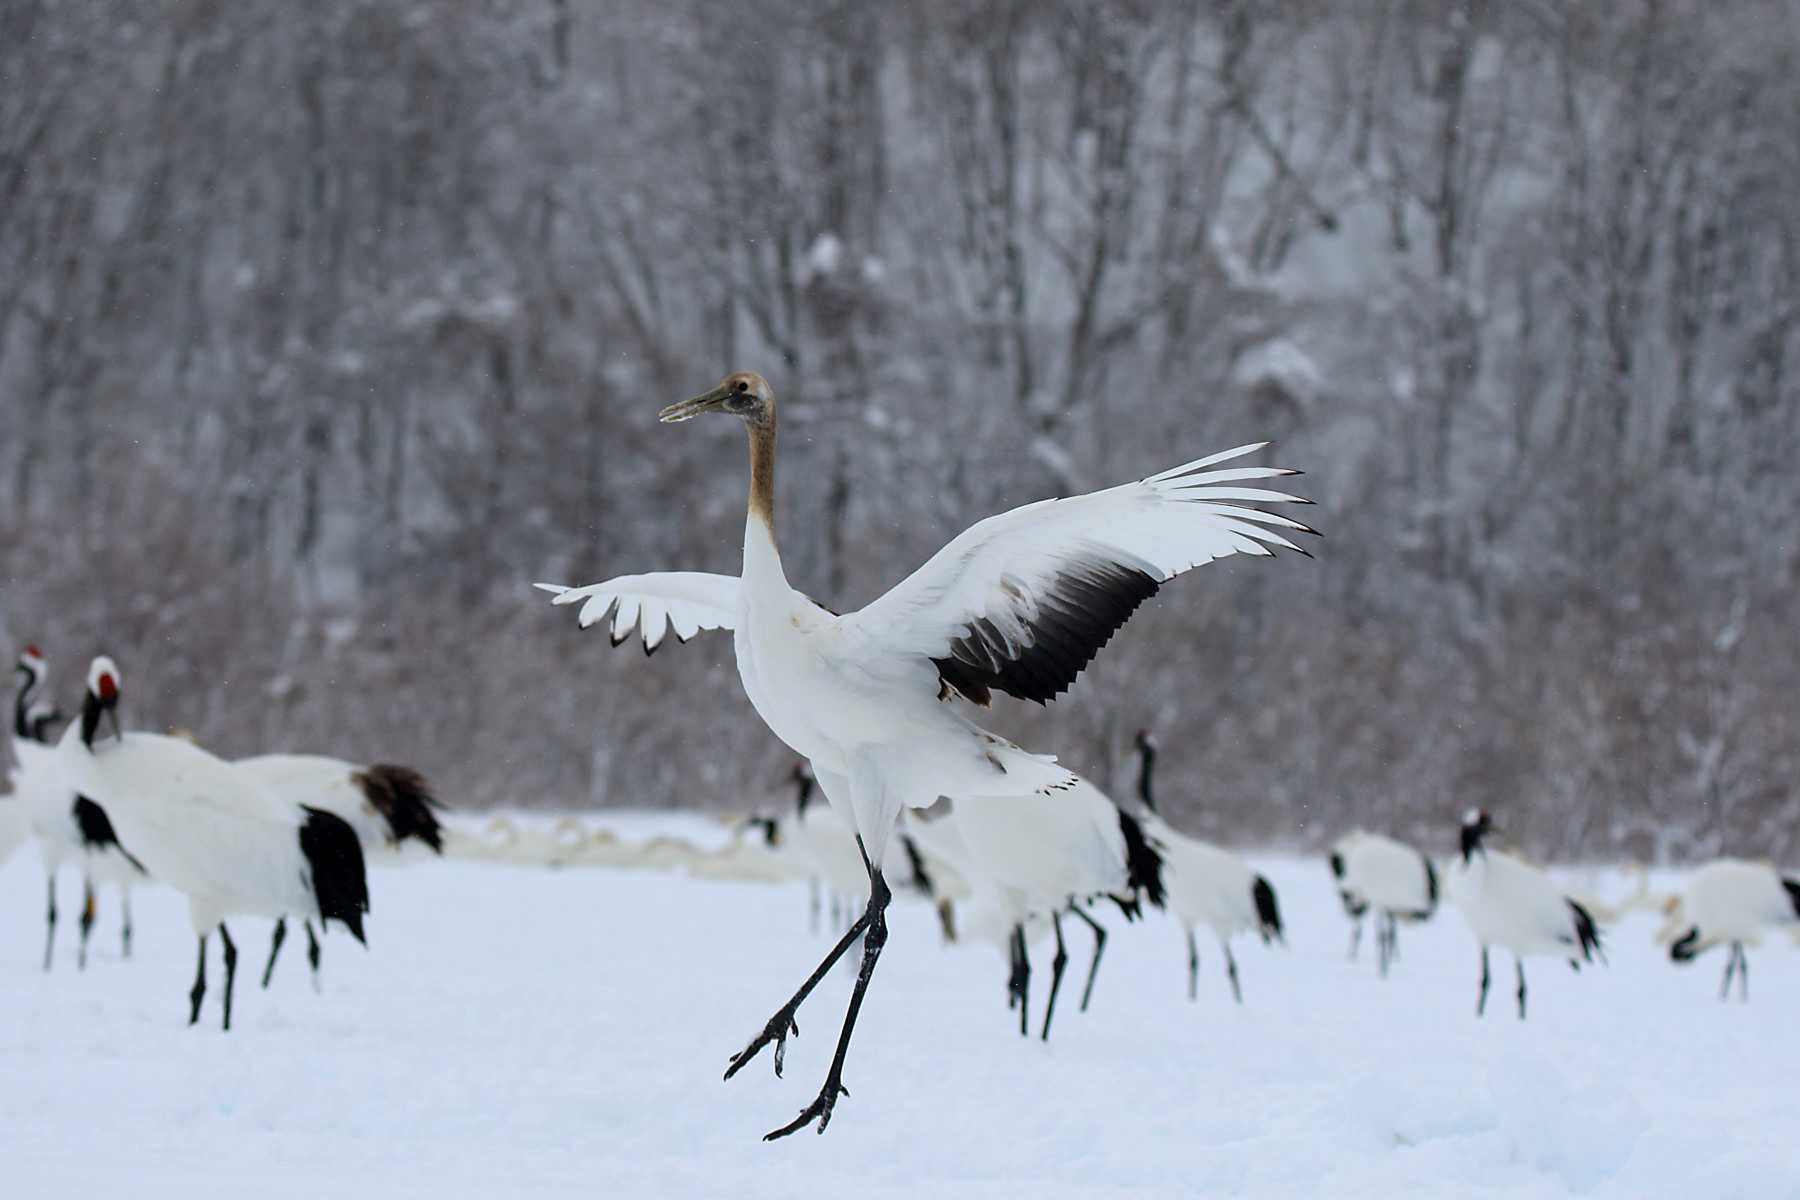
3;821;1798;1199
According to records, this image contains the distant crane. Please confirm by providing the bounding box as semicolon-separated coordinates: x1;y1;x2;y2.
1329;829;1438;976
1659;858;1800;1000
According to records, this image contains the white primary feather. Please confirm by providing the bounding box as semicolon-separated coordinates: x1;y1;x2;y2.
538;570;739;653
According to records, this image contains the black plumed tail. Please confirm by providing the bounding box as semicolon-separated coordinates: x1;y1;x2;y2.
1116;810;1166;917
1252;875;1283;944
1328;851;1346;880
355;765;445;853
72;796;149;874
900;834;936;900
1669;927;1701;963
1567;898;1603;964
1784;879;1800;920
300;807;370;943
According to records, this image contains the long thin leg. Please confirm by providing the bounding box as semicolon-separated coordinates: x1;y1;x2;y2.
1066;904;1108;1012
42;875;57;971
808;877;821;936
1739;944;1749;1001
219;924;239;1032
1476;946;1491;1016
262;917;288;989
121;891;133;959
1187;928;1200;1002
1515;957;1527;1020
306;920;322;993
1040;911;1070;1042
1006;924;1030;1035
188;934;209;1025
725;872;883;1084
1386;913;1401;966
1377;913;1394;977
78;881;96;970
762;869;894;1140
1719;944;1736;1000
1347;914;1363;961
1224;943;1243;1004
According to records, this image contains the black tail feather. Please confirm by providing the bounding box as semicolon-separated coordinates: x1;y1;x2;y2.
355;765;444;853
1252;875;1283;944
300;807;370;943
1567;897;1603;964
1117;809;1166;914
1783;878;1800;920
1328;851;1345;880
71;796;149;874
1669;927;1701;963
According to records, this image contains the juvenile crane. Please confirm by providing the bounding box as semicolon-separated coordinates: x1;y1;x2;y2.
541;371;1311;1137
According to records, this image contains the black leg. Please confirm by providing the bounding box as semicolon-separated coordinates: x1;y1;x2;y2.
1719;944;1735;1000
43;875;57;971
306;920;322;992
1040;911;1070;1042
1739;944;1749;1001
725;869;884;1085
1006;924;1030;1035
1477;946;1491;1016
808;878;821;936
78;881;95;970
219;924;238;1032
1347;914;1362;961
121;892;133;959
1515;958;1527;1020
188;934;209;1026
762;869;893;1140
262;917;287;989
1066;904;1108;1012
1225;943;1243;1005
1187;928;1200;1002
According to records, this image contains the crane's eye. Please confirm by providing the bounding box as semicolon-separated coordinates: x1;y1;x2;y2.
735;380;749;393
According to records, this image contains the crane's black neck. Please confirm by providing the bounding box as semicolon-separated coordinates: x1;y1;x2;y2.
1135;738;1159;813
80;689;111;749
13;665;39;741
1459;822;1487;863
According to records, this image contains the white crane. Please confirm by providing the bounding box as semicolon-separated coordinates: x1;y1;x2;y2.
235;753;442;989
1130;731;1282;1004
1329;829;1438;976
539;371;1310;1137
11;647;149;969
1443;809;1602;1018
1658;858;1800;1000
55;657;369;1030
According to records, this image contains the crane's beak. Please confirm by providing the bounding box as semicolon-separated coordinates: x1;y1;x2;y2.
108;707;123;742
659;385;732;423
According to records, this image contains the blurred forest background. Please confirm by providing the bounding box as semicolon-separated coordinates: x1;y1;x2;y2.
3;0;1798;863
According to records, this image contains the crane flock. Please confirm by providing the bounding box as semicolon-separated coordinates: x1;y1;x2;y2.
6;369;1798;1143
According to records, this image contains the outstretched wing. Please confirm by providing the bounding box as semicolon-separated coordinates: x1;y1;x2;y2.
536;571;739;653
842;444;1312;705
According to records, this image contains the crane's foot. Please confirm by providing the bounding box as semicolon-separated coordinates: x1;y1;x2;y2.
725;1010;801;1081
764;1076;849;1140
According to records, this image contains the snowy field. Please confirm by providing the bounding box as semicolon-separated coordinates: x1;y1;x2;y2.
3;819;1798;1200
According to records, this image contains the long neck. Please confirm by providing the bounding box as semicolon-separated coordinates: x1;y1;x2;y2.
13;668;38;740
80;691;107;749
742;410;788;587
1136;742;1158;812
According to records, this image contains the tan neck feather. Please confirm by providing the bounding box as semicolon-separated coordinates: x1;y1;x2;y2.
746;408;777;533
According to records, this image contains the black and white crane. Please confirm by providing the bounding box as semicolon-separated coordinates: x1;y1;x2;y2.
1329;829;1438;976
540;371;1311;1137
55;657;369;1030
10;647;148;969
235;752;442;988
1659;858;1800;1000
1130;731;1282;1003
1443;809;1602;1018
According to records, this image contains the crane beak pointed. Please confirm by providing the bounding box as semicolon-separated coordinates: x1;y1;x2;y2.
659;387;731;424
107;708;123;742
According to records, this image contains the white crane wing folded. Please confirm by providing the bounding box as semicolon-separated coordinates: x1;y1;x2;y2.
841;444;1312;704
535;571;739;652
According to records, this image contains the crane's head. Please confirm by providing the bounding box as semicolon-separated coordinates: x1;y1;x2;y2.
16;645;46;682
81;655;123;747
1458;807;1495;862
659;371;775;426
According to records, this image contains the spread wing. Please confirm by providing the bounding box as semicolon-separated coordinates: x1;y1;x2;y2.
535;571;739;653
842;444;1312;705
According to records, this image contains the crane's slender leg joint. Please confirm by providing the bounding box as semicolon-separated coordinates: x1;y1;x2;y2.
1514;958;1527;1020
188;934;209;1025
219;923;239;1032
1225;944;1243;1005
43;877;57;971
1040;911;1069;1041
1006;924;1030;1035
78;882;96;970
262;917;287;989
306;920;323;993
121;893;133;958
1066;903;1108;1012
1476;946;1491;1017
1187;928;1200;1002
